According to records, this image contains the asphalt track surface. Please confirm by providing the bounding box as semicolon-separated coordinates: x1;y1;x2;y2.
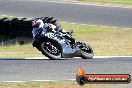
0;0;132;28
0;0;132;84
0;56;132;82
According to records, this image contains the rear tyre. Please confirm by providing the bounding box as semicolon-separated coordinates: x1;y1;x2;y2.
39;41;61;60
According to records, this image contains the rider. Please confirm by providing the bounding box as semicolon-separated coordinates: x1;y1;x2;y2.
32;18;75;44
32;19;44;39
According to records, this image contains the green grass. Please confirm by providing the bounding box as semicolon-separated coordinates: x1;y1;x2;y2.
0;23;132;58
0;81;99;88
0;44;44;58
77;0;132;5
62;23;132;56
0;81;131;88
0;15;16;18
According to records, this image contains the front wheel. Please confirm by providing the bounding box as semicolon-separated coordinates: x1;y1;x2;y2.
77;42;94;59
39;41;61;60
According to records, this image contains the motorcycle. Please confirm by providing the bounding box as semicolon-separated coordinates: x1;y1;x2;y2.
32;24;94;60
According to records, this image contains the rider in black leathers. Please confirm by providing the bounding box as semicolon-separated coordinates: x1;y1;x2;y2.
32;18;75;45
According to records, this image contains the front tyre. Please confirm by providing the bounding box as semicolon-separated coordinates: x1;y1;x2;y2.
39;41;61;60
77;42;94;59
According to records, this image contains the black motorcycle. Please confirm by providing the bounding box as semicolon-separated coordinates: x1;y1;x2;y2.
32;23;93;60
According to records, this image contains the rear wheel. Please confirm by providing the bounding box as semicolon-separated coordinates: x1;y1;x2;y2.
40;41;61;60
77;42;94;59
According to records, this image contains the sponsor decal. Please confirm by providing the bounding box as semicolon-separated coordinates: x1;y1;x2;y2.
76;66;131;85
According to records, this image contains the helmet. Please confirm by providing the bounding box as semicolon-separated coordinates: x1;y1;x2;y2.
32;19;44;28
32;21;41;28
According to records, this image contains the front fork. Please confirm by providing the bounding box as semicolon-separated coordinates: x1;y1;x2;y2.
32;41;41;51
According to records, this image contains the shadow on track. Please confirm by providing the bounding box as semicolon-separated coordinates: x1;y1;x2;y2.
0;58;83;61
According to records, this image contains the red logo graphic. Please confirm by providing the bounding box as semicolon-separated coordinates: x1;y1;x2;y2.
76;66;131;85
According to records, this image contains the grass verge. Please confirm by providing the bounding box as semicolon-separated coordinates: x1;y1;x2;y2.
0;81;101;88
62;23;132;56
0;22;132;58
76;0;132;5
0;81;131;88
